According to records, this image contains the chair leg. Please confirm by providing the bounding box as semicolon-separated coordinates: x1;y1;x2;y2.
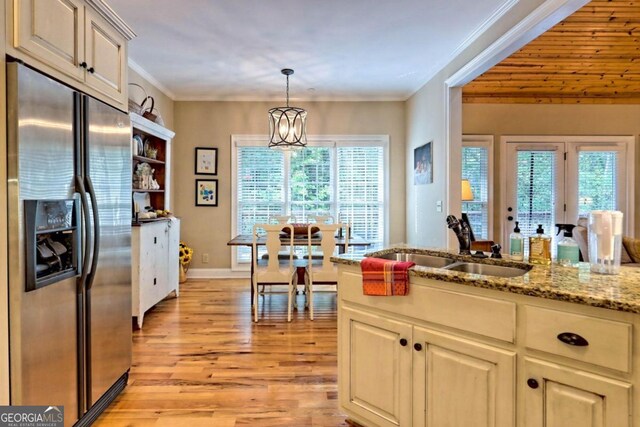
253;276;258;323
303;269;310;308
308;276;314;321
287;277;294;323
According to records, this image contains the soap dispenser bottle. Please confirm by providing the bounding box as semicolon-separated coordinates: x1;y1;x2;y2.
529;224;551;265
556;223;579;266
509;221;524;261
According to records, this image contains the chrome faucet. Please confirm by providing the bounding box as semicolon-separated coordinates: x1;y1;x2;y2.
446;215;472;255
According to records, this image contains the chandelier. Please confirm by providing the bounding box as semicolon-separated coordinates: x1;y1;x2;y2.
268;68;307;150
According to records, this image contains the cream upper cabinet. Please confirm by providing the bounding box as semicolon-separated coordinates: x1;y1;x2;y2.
340;307;412;427
523;358;631;427
9;0;135;110
13;0;86;80
412;327;516;427
84;7;127;106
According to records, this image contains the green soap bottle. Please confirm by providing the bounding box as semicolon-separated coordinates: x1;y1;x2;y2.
509;221;524;261
556;223;579;266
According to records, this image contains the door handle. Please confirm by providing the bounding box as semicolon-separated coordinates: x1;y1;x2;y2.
75;176;92;294
85;176;100;291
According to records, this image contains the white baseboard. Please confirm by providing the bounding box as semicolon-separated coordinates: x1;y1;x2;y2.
187;268;250;279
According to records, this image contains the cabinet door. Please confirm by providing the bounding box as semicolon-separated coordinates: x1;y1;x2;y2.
166;219;180;293
84;7;127;106
340;307;412;427
14;0;85;80
523;358;631;427
413;327;516;427
138;224;160;313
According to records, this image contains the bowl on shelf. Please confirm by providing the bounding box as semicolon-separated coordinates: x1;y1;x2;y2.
281;223;320;236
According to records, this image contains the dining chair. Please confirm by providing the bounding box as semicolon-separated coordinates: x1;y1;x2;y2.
304;223;349;320
309;214;334;224
252;224;298;322
270;215;296;224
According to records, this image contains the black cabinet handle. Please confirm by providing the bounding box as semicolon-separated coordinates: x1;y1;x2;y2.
399;338;407;347
88;67;95;74
507;216;514;221
80;61;87;69
414;343;422;352
527;378;539;389
557;332;589;347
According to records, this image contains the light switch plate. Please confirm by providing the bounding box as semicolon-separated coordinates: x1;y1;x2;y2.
436;200;443;212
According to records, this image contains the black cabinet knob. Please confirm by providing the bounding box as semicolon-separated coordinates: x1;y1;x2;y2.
88;67;95;74
414;343;422;351
507;207;513;212
79;62;87;68
557;332;589;347
527;378;539;389
399;338;408;347
507;216;514;221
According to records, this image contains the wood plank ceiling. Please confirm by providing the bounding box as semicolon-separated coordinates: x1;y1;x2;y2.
462;0;640;104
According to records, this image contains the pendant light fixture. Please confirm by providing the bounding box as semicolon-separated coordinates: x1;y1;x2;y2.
268;68;307;150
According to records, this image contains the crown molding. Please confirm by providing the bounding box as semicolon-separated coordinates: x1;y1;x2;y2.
85;0;136;40
128;59;176;100
172;95;408;102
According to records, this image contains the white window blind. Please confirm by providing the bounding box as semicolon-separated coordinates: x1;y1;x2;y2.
516;150;556;254
236;147;285;261
337;146;384;251
578;151;617;216
461;146;489;239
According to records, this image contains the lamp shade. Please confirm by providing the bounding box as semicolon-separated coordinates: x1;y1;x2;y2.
461;179;474;201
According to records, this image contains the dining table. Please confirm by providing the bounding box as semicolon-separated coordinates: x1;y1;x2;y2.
227;233;370;309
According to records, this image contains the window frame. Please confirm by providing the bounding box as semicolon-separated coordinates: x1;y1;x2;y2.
231;134;389;271
462;135;494;240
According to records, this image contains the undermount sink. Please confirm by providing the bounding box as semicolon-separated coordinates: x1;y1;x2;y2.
444;262;529;278
373;252;457;269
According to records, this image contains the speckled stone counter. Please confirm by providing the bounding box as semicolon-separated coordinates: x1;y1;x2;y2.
332;246;640;314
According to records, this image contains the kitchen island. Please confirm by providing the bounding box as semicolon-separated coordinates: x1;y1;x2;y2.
332;247;640;427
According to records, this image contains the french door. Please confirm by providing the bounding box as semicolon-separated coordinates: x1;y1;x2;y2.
503;137;632;255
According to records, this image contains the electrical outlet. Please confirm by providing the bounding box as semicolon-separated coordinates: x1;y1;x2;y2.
202;253;210;264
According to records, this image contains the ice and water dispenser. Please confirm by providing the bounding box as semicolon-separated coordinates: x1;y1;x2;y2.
24;199;80;291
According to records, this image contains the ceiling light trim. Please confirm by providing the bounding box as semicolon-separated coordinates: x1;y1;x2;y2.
128;59;177;100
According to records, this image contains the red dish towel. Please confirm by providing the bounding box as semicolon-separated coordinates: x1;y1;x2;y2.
361;258;415;296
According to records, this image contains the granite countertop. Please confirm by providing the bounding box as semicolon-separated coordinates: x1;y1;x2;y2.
331;246;640;314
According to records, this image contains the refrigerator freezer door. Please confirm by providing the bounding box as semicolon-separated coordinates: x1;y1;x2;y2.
84;96;132;406
7;63;80;426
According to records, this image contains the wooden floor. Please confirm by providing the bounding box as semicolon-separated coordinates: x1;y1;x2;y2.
94;279;348;427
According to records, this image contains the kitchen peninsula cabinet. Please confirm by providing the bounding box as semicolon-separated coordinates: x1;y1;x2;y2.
132;218;180;328
334;248;640;427
8;0;135;110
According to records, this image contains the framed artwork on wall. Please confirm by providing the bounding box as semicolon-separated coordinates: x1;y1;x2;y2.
414;141;433;185
196;179;218;206
195;147;218;175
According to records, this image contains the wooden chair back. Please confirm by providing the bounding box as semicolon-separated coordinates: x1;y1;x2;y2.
252;224;295;280
306;223;349;282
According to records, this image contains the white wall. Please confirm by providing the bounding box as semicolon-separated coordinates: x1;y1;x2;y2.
405;0;572;249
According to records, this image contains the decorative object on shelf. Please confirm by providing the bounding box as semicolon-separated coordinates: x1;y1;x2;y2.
268;68;307;150
128;83;147;115
195;147;218;175
128;83;165;125
179;241;193;283
134;162;155;190
195;179;218;206
132;134;143;156
414;141;433;185
143;138;158;159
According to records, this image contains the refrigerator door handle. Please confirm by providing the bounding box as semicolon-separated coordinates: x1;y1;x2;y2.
85;176;101;291
75;175;92;293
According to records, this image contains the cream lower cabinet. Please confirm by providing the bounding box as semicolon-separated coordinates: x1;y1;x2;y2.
132;218;180;328
412;328;515;427
523;358;631;427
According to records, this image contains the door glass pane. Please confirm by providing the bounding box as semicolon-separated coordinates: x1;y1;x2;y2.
578;151;617;216
516;150;556;255
462;146;489;239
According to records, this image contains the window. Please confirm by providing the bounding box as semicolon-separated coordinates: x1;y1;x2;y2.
232;136;388;268
462;136;493;239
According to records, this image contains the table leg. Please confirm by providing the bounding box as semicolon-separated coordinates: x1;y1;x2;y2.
250;245;255;310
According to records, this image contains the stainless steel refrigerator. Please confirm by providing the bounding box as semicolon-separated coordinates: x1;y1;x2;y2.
6;62;132;426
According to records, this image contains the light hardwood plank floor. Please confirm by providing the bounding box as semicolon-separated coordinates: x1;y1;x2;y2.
94;279;348;427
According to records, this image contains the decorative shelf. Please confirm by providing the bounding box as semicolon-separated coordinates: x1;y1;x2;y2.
132;189;164;193
133;155;165;165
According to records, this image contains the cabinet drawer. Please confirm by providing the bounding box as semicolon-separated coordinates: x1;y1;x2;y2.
339;270;516;343
523;305;632;372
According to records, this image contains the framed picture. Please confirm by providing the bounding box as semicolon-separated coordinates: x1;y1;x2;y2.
195;147;218;175
196;179;218;206
414;141;433;185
